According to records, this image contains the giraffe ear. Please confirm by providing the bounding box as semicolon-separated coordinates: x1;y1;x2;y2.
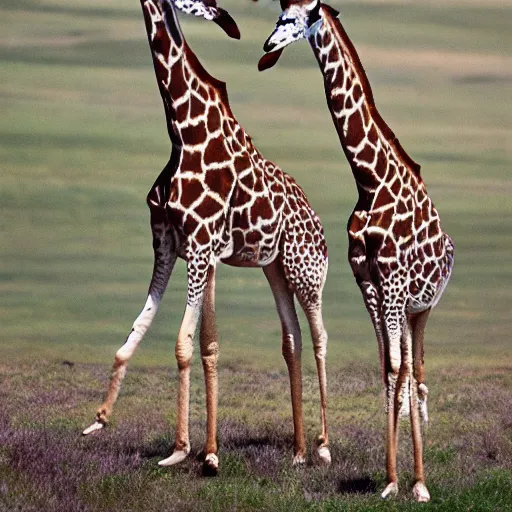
258;49;283;71
214;8;241;39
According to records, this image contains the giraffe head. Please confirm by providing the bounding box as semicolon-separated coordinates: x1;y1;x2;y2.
171;0;241;39
257;0;339;70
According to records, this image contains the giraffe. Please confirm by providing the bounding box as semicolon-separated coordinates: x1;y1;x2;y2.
83;0;332;475
257;0;455;502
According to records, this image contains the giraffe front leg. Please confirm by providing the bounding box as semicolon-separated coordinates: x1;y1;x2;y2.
263;262;306;465
381;303;406;500
83;294;164;435
83;219;176;435
159;256;209;467
158;304;199;466
199;265;220;476
358;280;386;386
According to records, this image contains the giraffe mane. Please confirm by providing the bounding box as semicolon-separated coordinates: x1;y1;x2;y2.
182;40;234;119
159;0;236;121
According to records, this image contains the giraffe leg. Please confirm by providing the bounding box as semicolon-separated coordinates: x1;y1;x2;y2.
302;303;331;465
409;373;430;502
199;265;220;476
358;280;386;386
411;309;431;424
381;304;406;499
263;261;306;465
410;309;431;502
159;255;211;467
83;219;176;435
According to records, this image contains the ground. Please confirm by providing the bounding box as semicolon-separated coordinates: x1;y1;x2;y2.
1;0;511;510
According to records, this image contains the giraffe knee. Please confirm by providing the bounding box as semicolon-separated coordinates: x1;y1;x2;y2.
314;343;327;362
313;330;328;360
176;354;192;371
112;355;128;382
115;349;130;365
175;337;194;370
201;353;218;373
282;333;301;363
200;338;219;359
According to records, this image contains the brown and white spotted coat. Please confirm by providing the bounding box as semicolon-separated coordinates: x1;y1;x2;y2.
84;0;331;474
260;0;454;502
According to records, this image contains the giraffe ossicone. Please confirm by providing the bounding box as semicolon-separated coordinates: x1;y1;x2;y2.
84;0;331;475
258;0;454;502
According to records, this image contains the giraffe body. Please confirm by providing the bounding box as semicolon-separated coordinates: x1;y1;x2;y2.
260;0;454;501
84;0;331;474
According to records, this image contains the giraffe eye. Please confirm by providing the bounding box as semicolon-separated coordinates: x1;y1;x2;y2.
277;17;297;28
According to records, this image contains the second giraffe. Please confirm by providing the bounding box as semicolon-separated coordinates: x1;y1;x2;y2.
259;0;454;503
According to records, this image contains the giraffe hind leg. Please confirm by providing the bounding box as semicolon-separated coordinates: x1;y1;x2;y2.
301;300;331;465
83;218;176;435
263;261;306;465
408;313;431;502
357;279;386;386
411;309;431;424
279;227;330;466
295;257;331;466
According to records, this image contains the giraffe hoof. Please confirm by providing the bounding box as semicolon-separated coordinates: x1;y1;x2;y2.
158;449;189;467
316;446;332;465
202;453;219;477
82;421;104;436
381;482;399;499
292;453;306;466
412;482;430;503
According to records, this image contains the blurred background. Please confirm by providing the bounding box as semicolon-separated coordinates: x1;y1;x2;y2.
1;0;511;371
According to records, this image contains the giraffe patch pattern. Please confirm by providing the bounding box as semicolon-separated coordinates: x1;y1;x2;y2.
310;18;454;317
144;0;328;308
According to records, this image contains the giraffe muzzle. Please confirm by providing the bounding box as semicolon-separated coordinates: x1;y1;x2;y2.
263;36;278;53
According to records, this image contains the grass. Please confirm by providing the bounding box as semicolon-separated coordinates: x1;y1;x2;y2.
1;0;511;510
1;362;511;511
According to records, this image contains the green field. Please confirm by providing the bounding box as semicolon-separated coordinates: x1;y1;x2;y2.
1;0;511;510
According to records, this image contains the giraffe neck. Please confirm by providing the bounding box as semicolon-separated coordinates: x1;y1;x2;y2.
141;0;232;147
308;12;422;202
